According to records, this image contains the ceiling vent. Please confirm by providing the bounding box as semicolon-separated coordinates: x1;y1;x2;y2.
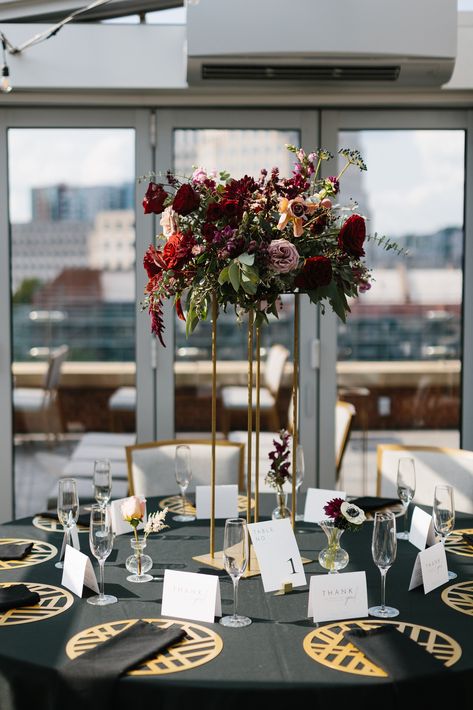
201;64;401;83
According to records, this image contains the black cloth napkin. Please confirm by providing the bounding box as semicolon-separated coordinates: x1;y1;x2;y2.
40;508;90;527
60;620;186;710
0;584;40;611
0;542;34;560
462;533;473;547
349;496;401;513
345;625;447;680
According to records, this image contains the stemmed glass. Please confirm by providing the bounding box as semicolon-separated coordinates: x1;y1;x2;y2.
93;458;112;508
219;518;252;628
294;444;305;522
433;484;457;581
173;445;196;522
369;511;399;618
55;478;79;569
87;504;117;606
396;457;416;540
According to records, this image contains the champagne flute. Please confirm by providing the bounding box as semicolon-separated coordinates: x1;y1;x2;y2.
294;444;305;522
173;445;196;522
369;511;399;618
219;518;252;628
87;504;117;606
396;457;416;540
433;484;457;581
94;458;112;508
55;478;79;569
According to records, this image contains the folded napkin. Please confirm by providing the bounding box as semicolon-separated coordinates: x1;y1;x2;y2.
60;620;186;710
349;496;401;513
462;533;473;547
40;508;90;527
0;584;40;611
345;625;446;680
0;542;34;560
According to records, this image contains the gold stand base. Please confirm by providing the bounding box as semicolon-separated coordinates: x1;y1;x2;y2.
193;551;312;579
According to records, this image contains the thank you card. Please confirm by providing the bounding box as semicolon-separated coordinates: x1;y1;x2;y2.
161;570;222;623
408;542;449;594
247;518;306;592
304;489;346;524
307;571;368;623
409;506;437;551
61;545;99;597
195;484;239;519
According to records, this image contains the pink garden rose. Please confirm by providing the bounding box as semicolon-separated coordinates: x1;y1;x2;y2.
191;167;208;184
121;496;146;523
268;238;300;274
160;206;179;238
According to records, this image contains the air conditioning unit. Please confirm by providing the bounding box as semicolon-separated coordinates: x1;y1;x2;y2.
187;0;457;88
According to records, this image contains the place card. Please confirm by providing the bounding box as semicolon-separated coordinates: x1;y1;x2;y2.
61;544;99;597
409;542;449;594
110;496;147;536
303;488;346;524
161;569;222;623
307;571;368;623
195;484;239;519
248;518;306;593
409;506;437;551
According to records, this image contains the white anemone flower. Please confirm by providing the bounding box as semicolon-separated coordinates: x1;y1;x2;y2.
340;501;366;525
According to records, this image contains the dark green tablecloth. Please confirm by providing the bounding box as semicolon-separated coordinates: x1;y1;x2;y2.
0;498;472;709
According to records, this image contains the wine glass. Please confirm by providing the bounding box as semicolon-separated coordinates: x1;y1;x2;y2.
173;445;196;522
294;444;305;522
87;504;117;606
396;457;416;540
93;458;112;508
369;511;399;618
219;518;252;628
55;478;79;569
433;484;457;581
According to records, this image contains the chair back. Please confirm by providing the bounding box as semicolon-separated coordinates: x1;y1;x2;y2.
126;439;244;497
377;444;473;514
264;345;289;397
335;401;356;471
43;345;69;392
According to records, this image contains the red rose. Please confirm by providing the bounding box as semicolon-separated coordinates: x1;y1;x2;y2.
295;256;333;289
143;244;166;277
162;232;194;269
201;222;216;242
221;199;240;218
338;214;366;257
142;182;168;215
173;184;200;215
206;202;223;222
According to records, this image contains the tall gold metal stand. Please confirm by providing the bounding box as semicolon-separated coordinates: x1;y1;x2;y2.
246;309;254;569
210;293;217;558
291;294;300;528
255;325;261;523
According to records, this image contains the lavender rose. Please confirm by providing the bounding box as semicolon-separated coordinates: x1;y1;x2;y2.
268;238;300;273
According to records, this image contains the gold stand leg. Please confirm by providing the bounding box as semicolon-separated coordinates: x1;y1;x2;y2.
255;325;261;523
210;293;217;558
292;294;299;529
247;309;254;568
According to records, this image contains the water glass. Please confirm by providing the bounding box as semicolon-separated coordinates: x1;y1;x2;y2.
173;445;196;522
433;484;457;580
396;457;416;540
369;511;399;618
94;458;112;508
87;504;117;606
55;478;79;569
219;518;252;628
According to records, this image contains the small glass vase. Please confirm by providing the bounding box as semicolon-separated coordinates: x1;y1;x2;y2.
126;538;153;583
318;521;349;574
272;487;291;520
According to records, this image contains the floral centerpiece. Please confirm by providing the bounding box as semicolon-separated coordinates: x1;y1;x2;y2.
265;430;292;520
121;496;168;583
318;497;366;574
141;145;374;345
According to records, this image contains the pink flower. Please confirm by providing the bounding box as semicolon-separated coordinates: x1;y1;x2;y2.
121;496;146;523
160;206;179;238
192;167;208;184
268;238;300;274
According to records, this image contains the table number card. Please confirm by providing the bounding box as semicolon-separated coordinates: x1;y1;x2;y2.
110;496;147;536
307;571;368;623
409;506;437;551
409;542;449;594
248;518;306;592
61;544;99;597
303;489;346;524
195;484;239;519
161;570;222;623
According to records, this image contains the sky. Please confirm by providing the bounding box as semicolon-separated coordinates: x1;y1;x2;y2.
8;128;465;239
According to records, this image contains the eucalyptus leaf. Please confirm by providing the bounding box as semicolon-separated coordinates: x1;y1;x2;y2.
228;261;241;292
237;253;255;266
218;266;229;285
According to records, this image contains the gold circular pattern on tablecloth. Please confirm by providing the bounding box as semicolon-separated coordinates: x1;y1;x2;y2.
444;528;473;557
66;618;223;675
0;538;57;570
442;580;473;616
32;516;89;534
303;619;461;677
159;495;255;515
0;582;73;626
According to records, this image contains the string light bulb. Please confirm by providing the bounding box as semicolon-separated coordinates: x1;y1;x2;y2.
1;38;12;94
